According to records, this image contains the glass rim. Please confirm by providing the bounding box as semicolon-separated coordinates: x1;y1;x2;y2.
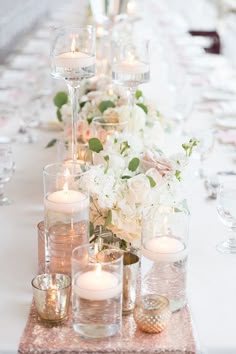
135;294;169;314
72;244;123;266
31;273;71;291
43;162;89;177
142;204;190;217
92;117;129;127
50;24;95;33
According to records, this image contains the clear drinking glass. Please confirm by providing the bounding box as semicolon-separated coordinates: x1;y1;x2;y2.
50;26;96;161
216;181;236;254
43;162;90;273
111;39;149;122
72;244;123;338
141;205;189;312
0;144;15;206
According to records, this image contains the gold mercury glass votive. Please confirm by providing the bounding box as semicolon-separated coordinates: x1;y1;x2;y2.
134;294;171;333
32;273;71;324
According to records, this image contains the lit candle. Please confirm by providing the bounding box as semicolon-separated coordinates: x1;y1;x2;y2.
96;25;105;39
127;0;136;16
74;264;122;301
54;37;95;69
113;54;148;75
142;236;187;263
44;171;89;214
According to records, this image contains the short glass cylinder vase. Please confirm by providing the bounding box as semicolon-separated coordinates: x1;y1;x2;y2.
43;162;90;274
141;205;189;312
72;244;123;338
92;117;128;144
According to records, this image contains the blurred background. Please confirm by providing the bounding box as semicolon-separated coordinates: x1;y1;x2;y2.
1;0;236;65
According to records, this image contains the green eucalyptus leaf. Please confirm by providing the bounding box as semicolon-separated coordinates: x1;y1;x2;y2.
89;221;95;237
53;92;68;108
105;210;112;227
98;100;115;113
147;175;156;188
121;175;132;179
45;139;57;148
56;108;63;122
135;90;143;100
88;138;103;153
136;103;148;114
128;157;140;172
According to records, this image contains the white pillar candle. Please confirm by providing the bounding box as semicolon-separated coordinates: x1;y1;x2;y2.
74;266;122;301
142;236;187;263
113;61;148;75
44;189;89;214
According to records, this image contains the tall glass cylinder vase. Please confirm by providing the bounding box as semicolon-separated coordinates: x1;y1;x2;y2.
43;162;90;274
50;26;96;161
141;205;189;312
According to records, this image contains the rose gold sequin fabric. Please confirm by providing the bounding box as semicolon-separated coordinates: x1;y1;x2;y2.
18;301;196;354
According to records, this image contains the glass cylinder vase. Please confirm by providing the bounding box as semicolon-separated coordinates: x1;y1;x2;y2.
43;162;90;274
72;244;123;338
141;205;189;312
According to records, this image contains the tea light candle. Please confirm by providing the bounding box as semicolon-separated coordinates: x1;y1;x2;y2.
113;60;148;75
74;265;122;301
142;236;187;263
44;189;89;214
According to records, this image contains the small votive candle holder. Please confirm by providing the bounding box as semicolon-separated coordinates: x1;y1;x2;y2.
134;294;171;334
32;273;71;324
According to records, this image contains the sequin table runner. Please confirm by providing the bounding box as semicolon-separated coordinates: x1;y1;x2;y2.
18;302;196;354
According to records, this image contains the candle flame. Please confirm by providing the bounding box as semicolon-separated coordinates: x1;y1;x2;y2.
95;263;102;277
71;37;76;53
63;181;69;192
127;51;135;63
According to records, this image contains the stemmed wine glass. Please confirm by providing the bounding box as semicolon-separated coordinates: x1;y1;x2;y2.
0;144;15;206
111;39;150;125
216;181;236;253
192;129;215;178
50;26;96;161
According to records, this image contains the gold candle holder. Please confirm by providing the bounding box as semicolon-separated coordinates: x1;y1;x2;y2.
32;273;71;324
134;294;171;333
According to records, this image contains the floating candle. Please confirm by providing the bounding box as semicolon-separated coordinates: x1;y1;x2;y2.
142;236;187;263
74;264;122;301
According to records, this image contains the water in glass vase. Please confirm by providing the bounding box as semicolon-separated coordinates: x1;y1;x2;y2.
112;62;149;87
141;238;188;312
51;54;95;81
72;273;122;338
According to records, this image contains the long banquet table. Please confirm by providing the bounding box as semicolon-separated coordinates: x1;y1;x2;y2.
1;1;236;354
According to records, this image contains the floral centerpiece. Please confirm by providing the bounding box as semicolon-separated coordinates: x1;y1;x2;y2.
46;77;167;149
79;133;197;249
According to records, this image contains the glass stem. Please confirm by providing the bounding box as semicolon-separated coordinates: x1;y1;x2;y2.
127;86;137;126
67;82;80;162
228;228;236;243
0;184;5;201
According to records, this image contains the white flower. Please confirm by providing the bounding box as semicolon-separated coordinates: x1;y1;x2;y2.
117;105;146;132
127;174;151;204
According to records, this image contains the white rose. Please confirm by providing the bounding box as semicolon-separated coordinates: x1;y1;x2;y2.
117;105;146;132
127;174;151;204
